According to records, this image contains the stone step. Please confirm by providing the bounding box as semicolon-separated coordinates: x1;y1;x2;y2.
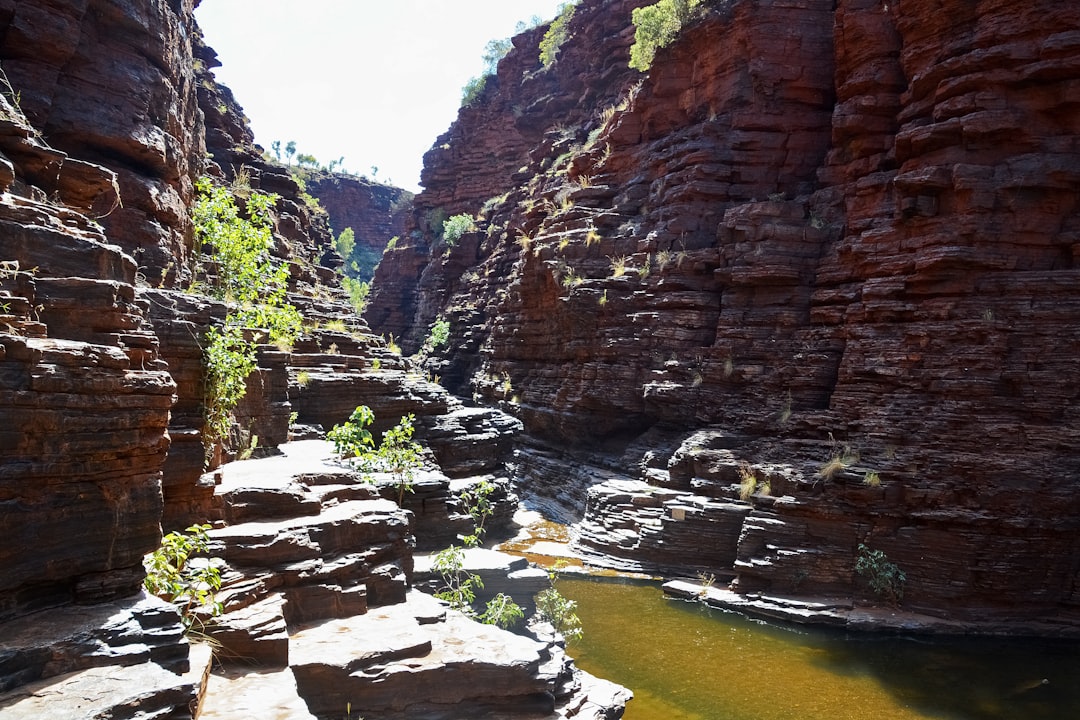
0;639;212;720
198;665;317;720
290;591;556;718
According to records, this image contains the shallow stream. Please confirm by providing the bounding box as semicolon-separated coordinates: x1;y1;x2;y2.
557;576;1080;720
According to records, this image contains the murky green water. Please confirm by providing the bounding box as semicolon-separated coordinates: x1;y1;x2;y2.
557;576;1080;720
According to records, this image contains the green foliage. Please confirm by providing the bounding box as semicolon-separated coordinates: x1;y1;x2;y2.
371;414;423;504
441;213;474;246
329;407;422;505
334;227;356;260
479;592;526;630
540;2;578;68
203;325;258;443
460;478;495;548
191;177;302;449
328;405;375;458
143;524;223;632
855;543;906;605
432;479;524;628
461;75;489;107
461;37;513;107
536;574;583;642
342;276;371;314
426;317;451;350
629;0;704;72
433;545;482;610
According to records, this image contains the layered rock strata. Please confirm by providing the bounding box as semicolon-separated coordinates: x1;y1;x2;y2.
201;440;629;719
368;0;1080;630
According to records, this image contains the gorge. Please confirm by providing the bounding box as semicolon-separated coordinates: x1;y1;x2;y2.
1;0;1079;718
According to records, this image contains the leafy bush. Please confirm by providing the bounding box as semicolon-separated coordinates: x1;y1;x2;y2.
855;543;906;605
427;318;450;349
342;276;370;313
629;0;704;72
536;581;583;642
329;406;422;504
143;524;223;632
432;479;525;629
191;177;301;449
540;2;578;68
461;75;488;107
441;213;474;246
461;38;513;107
203;325;258;443
328;405;375;458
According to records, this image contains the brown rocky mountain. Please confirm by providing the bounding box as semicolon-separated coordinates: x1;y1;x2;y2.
0;1;625;717
367;0;1080;630
1;0;1079;715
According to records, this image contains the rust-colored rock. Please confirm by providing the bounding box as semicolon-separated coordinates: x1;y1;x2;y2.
369;0;1080;631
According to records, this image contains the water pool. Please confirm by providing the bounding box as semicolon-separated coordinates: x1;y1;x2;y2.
557;576;1080;720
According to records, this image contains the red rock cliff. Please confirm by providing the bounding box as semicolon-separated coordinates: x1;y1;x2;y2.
368;0;1080;629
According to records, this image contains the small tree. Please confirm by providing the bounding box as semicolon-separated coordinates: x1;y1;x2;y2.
441;213;474;245
855;543;906;606
540;2;578;68
144;524;223;633
629;0;704;72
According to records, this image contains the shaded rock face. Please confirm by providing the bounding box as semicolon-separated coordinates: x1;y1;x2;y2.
307;173;411;280
0;91;176;620
0;0;206;282
368;0;1080;627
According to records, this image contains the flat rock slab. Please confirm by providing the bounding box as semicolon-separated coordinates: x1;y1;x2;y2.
291;591;554;717
199;666;317;720
0;642;211;720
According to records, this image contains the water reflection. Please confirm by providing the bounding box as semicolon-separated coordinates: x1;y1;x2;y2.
557;576;1080;720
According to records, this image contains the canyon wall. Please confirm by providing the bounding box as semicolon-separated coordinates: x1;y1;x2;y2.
0;2;615;716
368;0;1080;628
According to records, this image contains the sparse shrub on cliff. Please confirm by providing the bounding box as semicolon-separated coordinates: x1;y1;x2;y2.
539;2;578;68
855;543;906;605
144;524;223;633
328;404;376;457
461;38;513;107
441;213;474;246
191;177;301;452
818;447;859;481
536;563;583;642
737;463;757;500
432;479;526;630
342;276;370;313
426;317;451;349
629;0;706;72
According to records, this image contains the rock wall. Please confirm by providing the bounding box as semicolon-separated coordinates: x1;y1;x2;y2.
0;90;176;622
367;0;1080;629
307;173;411;280
0;0;206;284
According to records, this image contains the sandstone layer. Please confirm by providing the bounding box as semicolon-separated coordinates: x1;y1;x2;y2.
368;0;1080;630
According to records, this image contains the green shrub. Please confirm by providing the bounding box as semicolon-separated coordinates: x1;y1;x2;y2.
536;581;583;642
461;75;488;107
192;177;302;450
329;406;422;504
629;0;704;72
143;524;223;632
855;543;906;605
461;38;513;107
441;213;474;245
432;479;524;629
539;2;578;68
427;318;450;349
328;405;375;458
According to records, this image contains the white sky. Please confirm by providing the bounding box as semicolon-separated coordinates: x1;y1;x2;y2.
194;0;569;192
